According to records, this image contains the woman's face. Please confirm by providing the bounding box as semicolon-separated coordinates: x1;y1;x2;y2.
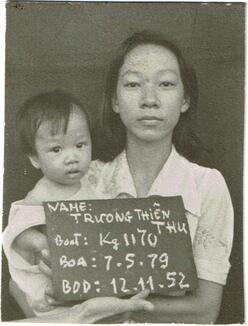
113;44;189;144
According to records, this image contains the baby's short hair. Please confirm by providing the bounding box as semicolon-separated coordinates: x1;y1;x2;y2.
17;90;89;156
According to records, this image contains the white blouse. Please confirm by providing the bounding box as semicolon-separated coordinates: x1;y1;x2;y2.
94;146;234;286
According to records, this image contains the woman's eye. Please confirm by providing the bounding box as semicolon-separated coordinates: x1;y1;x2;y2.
51;146;61;153
76;142;85;149
159;81;175;88
125;82;140;88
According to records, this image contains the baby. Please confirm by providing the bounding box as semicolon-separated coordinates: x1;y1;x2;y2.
19;90;92;205
4;90;96;315
4;90;154;322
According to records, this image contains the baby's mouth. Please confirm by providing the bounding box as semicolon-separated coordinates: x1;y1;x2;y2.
67;169;81;177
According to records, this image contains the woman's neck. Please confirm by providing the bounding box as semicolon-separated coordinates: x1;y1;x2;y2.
126;137;172;197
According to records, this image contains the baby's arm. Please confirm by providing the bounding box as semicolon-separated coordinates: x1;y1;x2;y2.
4;222;54;316
5;177;57;265
2;180;55;315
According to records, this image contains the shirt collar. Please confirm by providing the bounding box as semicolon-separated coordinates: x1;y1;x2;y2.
111;146;201;217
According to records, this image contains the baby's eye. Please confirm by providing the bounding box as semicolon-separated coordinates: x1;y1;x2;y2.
124;82;140;88
76;142;85;149
51;146;61;153
159;81;175;88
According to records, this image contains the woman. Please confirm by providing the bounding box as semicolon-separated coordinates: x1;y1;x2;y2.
4;31;233;323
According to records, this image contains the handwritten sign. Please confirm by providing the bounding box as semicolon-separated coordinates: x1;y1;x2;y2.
44;196;198;301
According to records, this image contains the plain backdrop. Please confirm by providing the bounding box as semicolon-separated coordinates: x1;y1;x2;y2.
2;2;244;323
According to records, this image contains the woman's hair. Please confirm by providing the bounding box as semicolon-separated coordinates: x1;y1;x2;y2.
99;31;204;162
17;90;90;156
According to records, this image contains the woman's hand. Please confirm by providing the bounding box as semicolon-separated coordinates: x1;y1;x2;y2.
67;289;154;323
17;290;154;323
44;286;153;323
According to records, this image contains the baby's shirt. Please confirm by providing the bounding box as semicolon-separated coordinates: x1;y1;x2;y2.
3;165;105;316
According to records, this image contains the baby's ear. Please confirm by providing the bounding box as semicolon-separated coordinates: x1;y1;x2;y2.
181;97;190;113
28;155;41;169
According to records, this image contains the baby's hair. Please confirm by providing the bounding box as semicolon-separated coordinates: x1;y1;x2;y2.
100;31;205;162
17;90;90;156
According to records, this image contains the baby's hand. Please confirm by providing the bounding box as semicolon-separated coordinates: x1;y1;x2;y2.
44;284;61;306
36;249;52;277
13;227;50;265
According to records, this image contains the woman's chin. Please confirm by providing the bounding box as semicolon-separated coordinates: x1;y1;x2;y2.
131;131;171;144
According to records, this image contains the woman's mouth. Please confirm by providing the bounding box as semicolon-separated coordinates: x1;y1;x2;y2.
138;116;163;121
138;116;163;125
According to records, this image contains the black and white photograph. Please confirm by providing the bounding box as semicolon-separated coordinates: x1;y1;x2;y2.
1;1;245;323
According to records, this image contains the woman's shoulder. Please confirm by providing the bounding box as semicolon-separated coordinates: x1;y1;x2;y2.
177;152;227;188
86;158;120;179
83;160;105;184
179;157;232;214
87;159;107;173
81;157;123;197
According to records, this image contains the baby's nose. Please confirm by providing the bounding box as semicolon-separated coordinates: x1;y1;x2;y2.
64;151;79;165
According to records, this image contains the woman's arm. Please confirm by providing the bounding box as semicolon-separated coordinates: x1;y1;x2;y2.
132;279;223;324
13;290;154;323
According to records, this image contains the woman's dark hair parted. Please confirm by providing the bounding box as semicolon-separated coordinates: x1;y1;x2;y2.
100;31;203;162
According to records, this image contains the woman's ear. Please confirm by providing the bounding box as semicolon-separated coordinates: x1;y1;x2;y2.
181;97;190;113
28;155;41;169
112;96;120;114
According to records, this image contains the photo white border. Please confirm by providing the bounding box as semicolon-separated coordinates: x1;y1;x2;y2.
0;1;246;325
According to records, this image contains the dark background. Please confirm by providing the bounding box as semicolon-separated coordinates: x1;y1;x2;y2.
2;1;244;323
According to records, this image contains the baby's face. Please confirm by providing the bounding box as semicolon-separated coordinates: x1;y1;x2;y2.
31;108;91;186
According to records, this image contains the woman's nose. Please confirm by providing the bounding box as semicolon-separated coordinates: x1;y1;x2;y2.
140;85;159;108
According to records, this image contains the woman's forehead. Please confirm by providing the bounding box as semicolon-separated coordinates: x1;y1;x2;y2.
120;44;180;74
